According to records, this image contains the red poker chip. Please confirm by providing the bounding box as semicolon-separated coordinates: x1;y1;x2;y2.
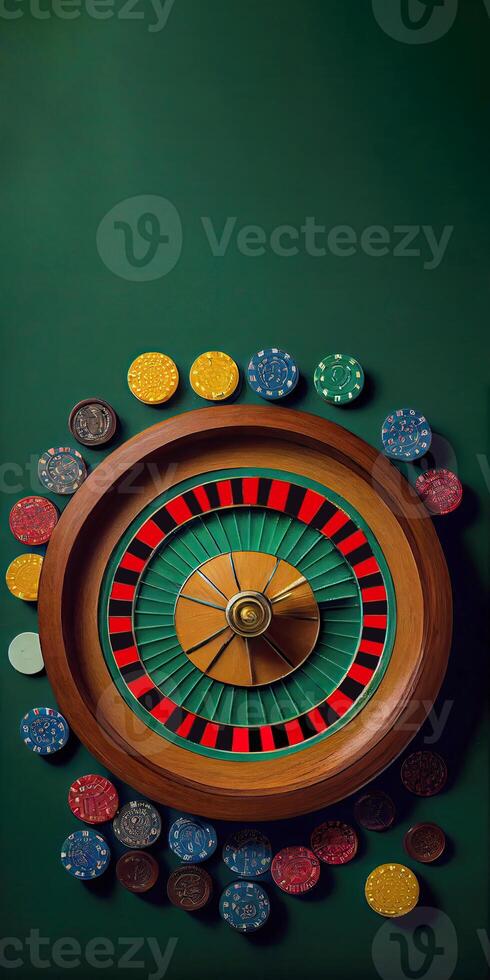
415;468;463;515
9;496;59;546
68;774;119;824
310;820;358;865
271;846;320;895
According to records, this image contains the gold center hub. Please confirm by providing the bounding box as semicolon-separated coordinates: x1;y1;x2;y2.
174;551;320;687
226;591;272;637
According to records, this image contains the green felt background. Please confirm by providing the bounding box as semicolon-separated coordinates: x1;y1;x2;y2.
0;2;488;979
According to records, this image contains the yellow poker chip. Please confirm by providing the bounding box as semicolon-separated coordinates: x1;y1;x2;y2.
365;863;420;918
6;554;44;601
127;352;179;405
189;351;239;401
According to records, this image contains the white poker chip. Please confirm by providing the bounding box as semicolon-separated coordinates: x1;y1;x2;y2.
8;632;44;675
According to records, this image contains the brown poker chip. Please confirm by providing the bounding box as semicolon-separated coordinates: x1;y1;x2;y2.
401;750;448;797
404;822;446;864
166;865;213;911
116;850;159;893
354;790;396;831
69;398;118;447
310;820;358;865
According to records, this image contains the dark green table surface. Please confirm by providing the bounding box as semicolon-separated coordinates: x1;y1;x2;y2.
0;2;488;978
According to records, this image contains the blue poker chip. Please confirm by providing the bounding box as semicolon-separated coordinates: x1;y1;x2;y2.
61;829;111;880
222;829;272;877
247;348;299;400
219;880;271;933
20;706;70;755
168;816;217;863
381;409;432;461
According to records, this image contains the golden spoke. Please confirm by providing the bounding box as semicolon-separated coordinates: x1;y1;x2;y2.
269;575;308;604
179;594;226;611
229;552;242;592
261;557;280;594
197;631;236;673
186;624;230;656
244;637;254;685
196;568;229;601
277;613;319;621
262;632;296;668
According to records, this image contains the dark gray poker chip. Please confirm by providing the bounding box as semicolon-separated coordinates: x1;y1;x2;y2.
112;800;162;848
37;446;87;495
68;398;118;447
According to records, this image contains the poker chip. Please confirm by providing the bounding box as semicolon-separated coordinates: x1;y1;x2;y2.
404;822;446;864
219;881;270;933
354;790;396;831
20;706;69;755
116;851;159;893
167;865;213;911
415;468;463;515
6;554;43;601
61;830;111;880
69;398;118;447
38;446;87;495
127;352;179;405
222;829;272;877
247;348;298;400
8;632;44;675
68;774;119;824
189;351;239;401
271;846;320;895
381;409;432;461
112;800;161;848
9;496;59;545
310;820;358;865
365;863;420;918
314;353;364;405
401;750;448;797
168;816;217;863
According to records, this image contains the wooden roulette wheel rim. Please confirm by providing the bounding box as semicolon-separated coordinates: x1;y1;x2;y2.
38;406;452;820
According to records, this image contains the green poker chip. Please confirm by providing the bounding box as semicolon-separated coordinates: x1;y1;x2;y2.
314;354;365;405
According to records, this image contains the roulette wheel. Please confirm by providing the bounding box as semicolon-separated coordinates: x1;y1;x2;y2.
38;406;452;820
